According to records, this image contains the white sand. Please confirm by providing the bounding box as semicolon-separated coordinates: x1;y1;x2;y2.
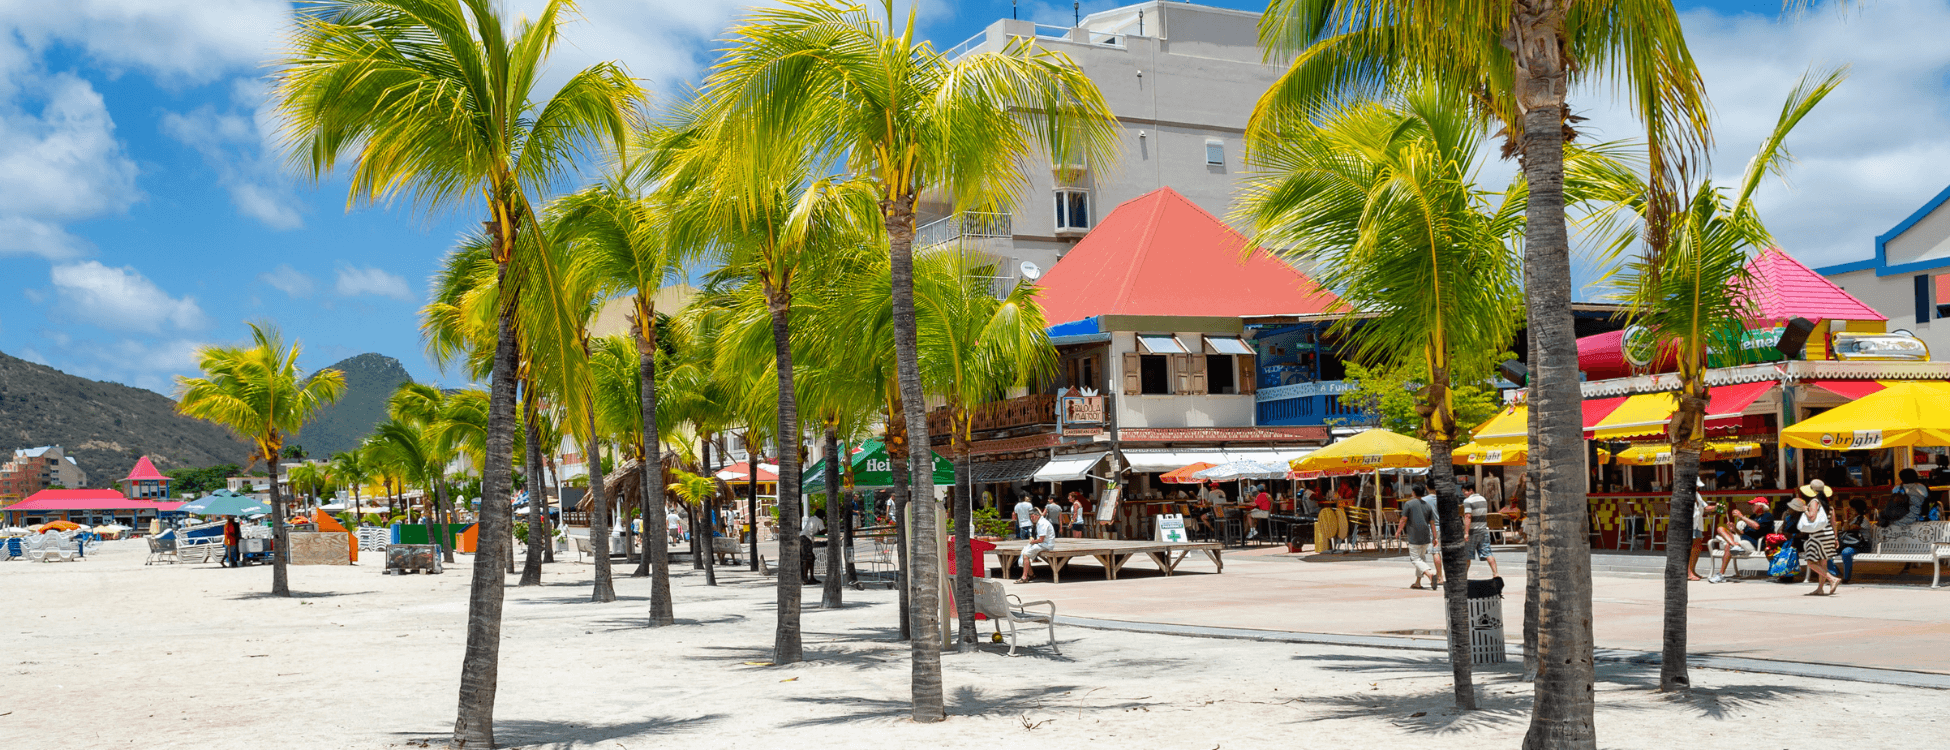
4;539;1941;748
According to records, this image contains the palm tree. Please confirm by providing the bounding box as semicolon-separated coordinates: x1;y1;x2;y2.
1592;70;1843;692
1239;89;1526;709
379;383;463;561
176;322;348;597
702;4;1118;715
327;451;370;526
286;462;330;509
911;253;1057;650
1252;4;1711;741
275;1;640;742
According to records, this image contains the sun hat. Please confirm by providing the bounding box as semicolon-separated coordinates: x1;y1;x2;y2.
1787;497;1807;512
1799;480;1833;499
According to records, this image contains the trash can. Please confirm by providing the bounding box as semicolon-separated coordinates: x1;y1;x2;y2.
1466;577;1507;664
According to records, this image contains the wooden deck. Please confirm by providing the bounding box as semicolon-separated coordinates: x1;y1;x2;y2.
989;538;1224;584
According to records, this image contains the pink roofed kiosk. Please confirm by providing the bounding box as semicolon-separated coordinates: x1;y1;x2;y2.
1033;187;1338;327
3;489;184;528
121;456;172;501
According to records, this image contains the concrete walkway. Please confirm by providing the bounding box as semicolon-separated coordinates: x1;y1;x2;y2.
997;544;1950;679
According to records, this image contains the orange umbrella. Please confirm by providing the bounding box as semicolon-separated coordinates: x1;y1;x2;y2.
33;521;81;533
1160;462;1218;484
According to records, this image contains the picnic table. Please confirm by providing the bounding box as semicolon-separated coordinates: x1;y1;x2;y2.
988;538;1224;584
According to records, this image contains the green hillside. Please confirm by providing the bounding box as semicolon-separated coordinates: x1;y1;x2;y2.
295;353;414;458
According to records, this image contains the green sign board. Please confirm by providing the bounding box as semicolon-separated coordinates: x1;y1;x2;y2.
802;438;955;492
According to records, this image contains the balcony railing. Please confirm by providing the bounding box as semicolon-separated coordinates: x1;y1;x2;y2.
928;393;1058;438
915;211;1012;250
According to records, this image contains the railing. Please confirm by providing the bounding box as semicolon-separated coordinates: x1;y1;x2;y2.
915;211;1012;249
928;393;1058;437
942;30;988;60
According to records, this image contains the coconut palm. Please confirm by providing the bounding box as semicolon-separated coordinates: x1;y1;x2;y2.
1239;89;1526;709
1253;4;1711;741
286;462;330;509
701;1;1119;717
176;322;348;597
327;450;370;525
382;383;464;561
275;0;640;740
911;253;1057;650
1588;70;1843;692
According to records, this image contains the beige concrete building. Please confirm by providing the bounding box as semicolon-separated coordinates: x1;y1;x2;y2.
1;446;88;503
920;2;1283;285
1820;184;1950;353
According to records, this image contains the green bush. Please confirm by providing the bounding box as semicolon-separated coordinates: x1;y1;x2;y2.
513;521;530;541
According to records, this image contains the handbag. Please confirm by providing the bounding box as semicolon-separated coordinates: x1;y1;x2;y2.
1767;546;1800;577
1838;529;1868;549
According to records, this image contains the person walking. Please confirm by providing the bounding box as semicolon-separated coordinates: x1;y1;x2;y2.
1460;477;1497;578
1795;481;1843;596
800;509;826;585
1067;492;1087;539
1015;509;1058;583
1012;494;1036;540
1396;484;1441;589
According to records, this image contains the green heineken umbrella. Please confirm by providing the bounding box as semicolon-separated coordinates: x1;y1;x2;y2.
803;438;955;492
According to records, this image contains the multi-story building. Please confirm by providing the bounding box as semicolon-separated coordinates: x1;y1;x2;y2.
921;1;1284;289
1;446;88;505
1818;183;1950;352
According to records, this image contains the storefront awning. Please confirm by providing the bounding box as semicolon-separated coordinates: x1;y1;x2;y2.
1781;381;1950;450
970;457;1049;484
1123;449;1234;473
1586;381;1777;439
1456;441;1526;465
1032;453;1107;483
1471;404;1527;441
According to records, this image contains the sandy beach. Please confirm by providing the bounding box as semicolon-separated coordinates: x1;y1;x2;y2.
5;539;1943;749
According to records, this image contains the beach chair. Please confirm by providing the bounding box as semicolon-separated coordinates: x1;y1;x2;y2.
974;578;1059;657
3;537;22;561
33;535;79;562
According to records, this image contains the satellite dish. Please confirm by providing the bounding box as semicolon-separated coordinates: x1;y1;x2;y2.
1019;260;1043;280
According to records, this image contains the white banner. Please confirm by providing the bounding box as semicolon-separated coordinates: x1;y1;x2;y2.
1256;379;1355;403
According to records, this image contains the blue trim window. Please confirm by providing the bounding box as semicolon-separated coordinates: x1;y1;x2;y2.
1917;274;1930;323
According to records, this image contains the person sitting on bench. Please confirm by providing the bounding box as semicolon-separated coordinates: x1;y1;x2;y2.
1016;509;1057;583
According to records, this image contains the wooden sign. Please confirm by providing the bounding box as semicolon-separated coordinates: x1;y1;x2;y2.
1061;396;1105;425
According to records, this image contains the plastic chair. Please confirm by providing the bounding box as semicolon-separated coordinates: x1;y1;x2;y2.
974;578;1058;656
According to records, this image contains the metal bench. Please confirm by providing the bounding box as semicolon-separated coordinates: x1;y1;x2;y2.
1854;520;1950;588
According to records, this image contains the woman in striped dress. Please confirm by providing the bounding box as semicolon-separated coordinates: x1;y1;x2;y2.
1794;481;1843;596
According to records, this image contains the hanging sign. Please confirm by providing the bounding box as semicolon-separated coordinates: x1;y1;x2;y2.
1061;396;1106;425
1095;486;1122;523
1818;430;1884;450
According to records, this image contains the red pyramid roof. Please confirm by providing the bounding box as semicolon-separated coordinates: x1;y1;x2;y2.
1741;247;1884;323
1033;187;1340;326
124;456;167;483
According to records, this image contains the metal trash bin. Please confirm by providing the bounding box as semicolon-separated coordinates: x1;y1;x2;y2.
1466;577;1507;664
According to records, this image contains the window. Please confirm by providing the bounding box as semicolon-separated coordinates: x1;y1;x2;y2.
1081;357;1096;390
1054;189;1090;231
1919;275;1932;323
1937;274;1950;319
1136;333;1188;354
1140;355;1171;394
1206;354;1236;394
1205;140;1226;166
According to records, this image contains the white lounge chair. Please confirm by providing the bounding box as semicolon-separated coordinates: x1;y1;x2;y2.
974;578;1059;657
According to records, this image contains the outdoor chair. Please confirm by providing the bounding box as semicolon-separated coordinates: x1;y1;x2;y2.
1487;514;1512;546
973;578;1059;657
3;537;22;561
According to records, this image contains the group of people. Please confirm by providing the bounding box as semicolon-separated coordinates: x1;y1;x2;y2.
1394;477;1501;590
1011;491;1088;582
1693;472;1942;594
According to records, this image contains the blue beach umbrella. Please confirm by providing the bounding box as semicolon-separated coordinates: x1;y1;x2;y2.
179;490;271;517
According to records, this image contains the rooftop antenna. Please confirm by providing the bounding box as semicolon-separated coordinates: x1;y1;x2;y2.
1012;0;1017;20
1075;2;1081;26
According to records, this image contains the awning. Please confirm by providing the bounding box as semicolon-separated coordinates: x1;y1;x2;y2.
1470;404;1527;441
1137;334;1188;354
1032;453;1107;483
1781;381;1950;451
1581;397;1628;430
1808;380;1884;400
1456;441;1526;465
1123;449;1234;473
1204;335;1254;355
1587;382;1777;439
969;457;1049;484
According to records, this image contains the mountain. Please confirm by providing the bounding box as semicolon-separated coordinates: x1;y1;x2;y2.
294;353;414;459
0;349;252;484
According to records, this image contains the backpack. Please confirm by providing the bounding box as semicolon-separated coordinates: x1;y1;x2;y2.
1767;546;1800;577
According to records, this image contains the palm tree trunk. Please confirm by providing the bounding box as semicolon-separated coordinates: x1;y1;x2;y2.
422;479;441;564
520;398;547;586
1428;435;1476;710
953;434;976;651
822;425;844;608
688;496;703;569
887;401;913;641
268;451;289;597
587;406;616;603
886;195;943;721
1523;326;1541;683
766;288;804;665
700;485;718;586
452;270;519;748
435;479;455;564
744;432;759;572
701;439;720;587
1661;444;1701;690
1513;5;1598;743
638;307;674;624
542;457;557;564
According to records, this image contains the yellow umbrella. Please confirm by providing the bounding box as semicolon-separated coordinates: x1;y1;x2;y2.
1289;429;1430;472
1781;381;1950;450
1456;440;1527;465
1597;441;1762;466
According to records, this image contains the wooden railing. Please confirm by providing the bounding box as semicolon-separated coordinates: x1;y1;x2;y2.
928;393;1058;437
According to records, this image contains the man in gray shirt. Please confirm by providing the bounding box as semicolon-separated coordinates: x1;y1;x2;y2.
1461;477;1498;577
1396;483;1441;589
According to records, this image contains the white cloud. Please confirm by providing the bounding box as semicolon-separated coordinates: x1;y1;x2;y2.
0;73;140;259
336;266;415;302
1569;0;1950;270
257;264;315;298
0;0;289;86
34;336;208;394
48;261;208;333
160;78;305;230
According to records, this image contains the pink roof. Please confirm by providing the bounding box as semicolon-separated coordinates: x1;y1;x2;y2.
714;462;779;482
1741;247;1885;323
1033;187;1340;326
7;489;183;512
123;456;167;483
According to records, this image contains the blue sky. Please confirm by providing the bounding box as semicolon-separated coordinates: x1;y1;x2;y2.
3;0;1946;395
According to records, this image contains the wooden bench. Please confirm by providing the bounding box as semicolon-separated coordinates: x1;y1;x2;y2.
988;538;1223;584
1856;520;1950;588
